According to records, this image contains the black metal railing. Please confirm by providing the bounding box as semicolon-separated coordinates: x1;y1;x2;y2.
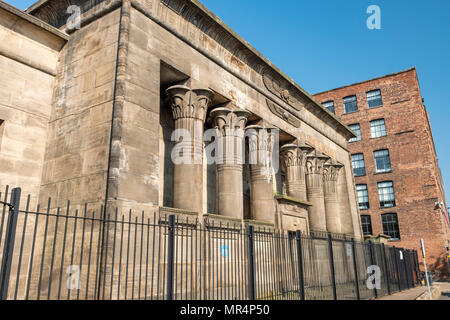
0;186;420;300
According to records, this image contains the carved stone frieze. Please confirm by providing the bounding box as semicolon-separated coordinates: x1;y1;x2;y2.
266;100;301;127
262;72;306;111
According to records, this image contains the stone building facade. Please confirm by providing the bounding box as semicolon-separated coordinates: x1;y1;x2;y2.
0;0;363;244
314;68;450;275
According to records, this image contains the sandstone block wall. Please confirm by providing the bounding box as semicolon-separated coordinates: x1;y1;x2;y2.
0;3;66;206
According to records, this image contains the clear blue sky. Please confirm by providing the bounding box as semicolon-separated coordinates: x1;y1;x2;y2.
7;0;450;204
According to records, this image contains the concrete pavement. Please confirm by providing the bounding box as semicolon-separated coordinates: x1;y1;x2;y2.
375;282;450;300
439;282;450;300
376;286;430;300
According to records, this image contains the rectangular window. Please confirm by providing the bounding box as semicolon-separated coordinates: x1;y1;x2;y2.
351;153;366;176
361;215;373;235
370;119;386;138
348;123;361;142
343;95;358;113
367;89;383;108
374;149;391;173
378;181;396;208
382;213;400;240
356;184;369;210
322;101;335;114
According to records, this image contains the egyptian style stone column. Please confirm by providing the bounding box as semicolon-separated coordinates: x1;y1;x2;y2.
338;168;356;236
246;125;276;223
305;150;329;232
323;160;344;234
280;143;313;201
165;85;214;213
210;107;250;219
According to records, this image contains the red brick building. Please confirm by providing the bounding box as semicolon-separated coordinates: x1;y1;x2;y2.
314;68;450;277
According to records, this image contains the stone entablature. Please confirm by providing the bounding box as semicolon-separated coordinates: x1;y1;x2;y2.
0;0;363;240
26;0;355;148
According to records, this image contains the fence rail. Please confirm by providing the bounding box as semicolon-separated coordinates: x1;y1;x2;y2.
0;187;420;300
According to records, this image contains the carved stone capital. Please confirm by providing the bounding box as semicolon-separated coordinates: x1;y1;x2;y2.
306;150;330;175
245;125;276;152
210;107;251;165
210;107;251;135
165;85;214;122
246;125;277;177
280;143;313;173
323;161;344;182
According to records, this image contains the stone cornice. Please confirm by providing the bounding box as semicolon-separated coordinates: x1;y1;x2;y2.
27;0;355;144
0;0;69;42
165;0;355;140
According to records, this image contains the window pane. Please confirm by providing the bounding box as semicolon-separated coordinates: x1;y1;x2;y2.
322;101;335;114
370;119;386;138
351;153;366;176
349;123;361;142
367;89;383;108
343;95;358;113
356;184;369;210
361;215;373;235
378;181;395;208
374;149;391;173
382;213;400;240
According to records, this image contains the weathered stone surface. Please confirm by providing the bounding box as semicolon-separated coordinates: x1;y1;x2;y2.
0;0;370;299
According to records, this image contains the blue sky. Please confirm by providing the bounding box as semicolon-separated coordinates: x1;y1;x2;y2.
7;0;450;204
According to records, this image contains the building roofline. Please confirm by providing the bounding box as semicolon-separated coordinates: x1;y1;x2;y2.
24;0;48;13
25;0;355;139
0;0;69;40
313;67;417;96
190;0;356;138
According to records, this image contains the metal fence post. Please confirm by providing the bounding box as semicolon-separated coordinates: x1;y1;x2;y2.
327;234;337;300
0;187;21;300
247;225;255;300
406;249;414;288
414;250;421;285
381;243;391;295
166;214;175;300
351;238;360;300
401;249;409;290
368;242;377;298
295;230;305;300
393;246;402;291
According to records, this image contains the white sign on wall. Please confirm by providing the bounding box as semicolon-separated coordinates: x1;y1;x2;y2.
346;243;352;257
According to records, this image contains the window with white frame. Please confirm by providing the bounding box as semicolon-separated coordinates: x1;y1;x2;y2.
367;89;383;108
374;149;391;173
356;184;369;210
370;119;386;138
322;101;335;114
351;153;366;176
348;123;361;142
378;181;396;208
343;95;358;113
